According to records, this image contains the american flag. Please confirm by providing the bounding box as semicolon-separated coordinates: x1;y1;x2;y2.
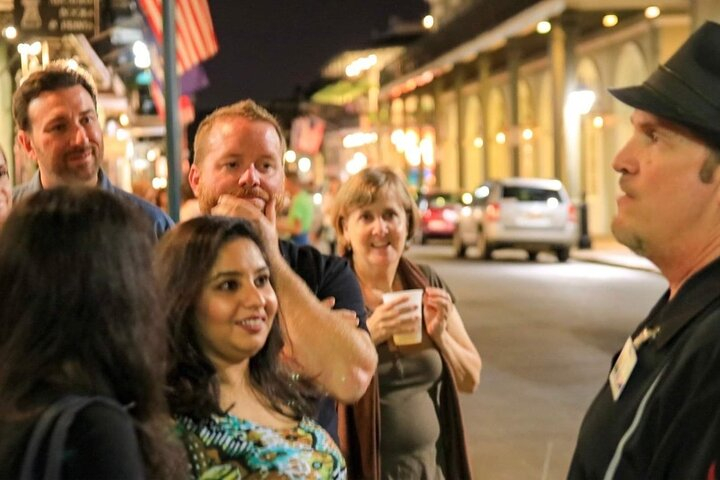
146;41;199;124
137;0;219;74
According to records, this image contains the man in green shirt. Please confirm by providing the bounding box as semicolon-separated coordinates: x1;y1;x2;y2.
279;171;314;245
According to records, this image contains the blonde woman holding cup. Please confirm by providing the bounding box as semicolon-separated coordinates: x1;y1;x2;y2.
333;166;481;479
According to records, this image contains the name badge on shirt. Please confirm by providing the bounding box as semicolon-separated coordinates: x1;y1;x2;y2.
609;337;637;401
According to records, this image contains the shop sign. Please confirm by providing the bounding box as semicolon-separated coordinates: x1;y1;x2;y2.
14;0;100;37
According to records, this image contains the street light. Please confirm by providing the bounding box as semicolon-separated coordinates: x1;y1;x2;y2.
645;6;661;19
133;41;151;69
345;54;377;78
18;41;43;76
567;88;596;116
284;150;297;163
298;157;312;173
602;14;619;28
422;15;434;30
152;177;168;189
18;41;42;56
342;132;377;148
2;26;17;40
536;21;552;34
346;152;367;175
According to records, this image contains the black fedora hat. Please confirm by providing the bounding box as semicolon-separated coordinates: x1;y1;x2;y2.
609;21;720;148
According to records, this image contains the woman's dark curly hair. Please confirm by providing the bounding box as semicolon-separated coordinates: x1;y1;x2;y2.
0;186;184;479
155;216;317;421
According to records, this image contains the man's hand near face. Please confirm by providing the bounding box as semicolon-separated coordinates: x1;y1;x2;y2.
212;194;283;261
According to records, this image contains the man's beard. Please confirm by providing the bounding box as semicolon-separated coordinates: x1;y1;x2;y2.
196;185;274;214
197;186;216;214
56;146;100;184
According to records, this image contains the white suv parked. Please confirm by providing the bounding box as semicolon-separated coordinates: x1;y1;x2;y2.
453;177;578;262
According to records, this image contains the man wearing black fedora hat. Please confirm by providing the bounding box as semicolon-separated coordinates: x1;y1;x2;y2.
569;21;720;479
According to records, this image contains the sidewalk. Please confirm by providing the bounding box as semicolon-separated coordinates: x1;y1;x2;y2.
570;237;659;273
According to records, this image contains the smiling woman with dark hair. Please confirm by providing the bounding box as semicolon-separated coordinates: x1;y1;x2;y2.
0;186;183;479
155;216;346;479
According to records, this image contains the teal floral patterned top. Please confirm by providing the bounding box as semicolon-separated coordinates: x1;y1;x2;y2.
176;413;347;480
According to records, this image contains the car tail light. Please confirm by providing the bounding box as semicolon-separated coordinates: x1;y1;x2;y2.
485;202;500;222
568;203;577;223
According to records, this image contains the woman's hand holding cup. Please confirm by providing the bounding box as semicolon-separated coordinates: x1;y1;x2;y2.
372;289;423;346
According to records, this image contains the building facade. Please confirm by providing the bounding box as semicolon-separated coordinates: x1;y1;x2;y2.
353;0;719;238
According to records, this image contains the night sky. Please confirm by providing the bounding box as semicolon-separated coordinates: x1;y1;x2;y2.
196;0;428;110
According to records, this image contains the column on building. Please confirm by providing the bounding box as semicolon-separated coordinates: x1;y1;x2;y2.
517;78;537;178
389;97;406;173
506;37;523;177
536;69;555;179
432;78;444;189
377;99;391;167
454;67;465;191
486;86;508;179
438;77;459;192
417;90;436;192
476;55;491;181
576;56;605;237
462;79;482;190
550;10;581;199
404;94;422;189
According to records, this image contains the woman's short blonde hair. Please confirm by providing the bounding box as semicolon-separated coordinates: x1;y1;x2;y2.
332;166;419;255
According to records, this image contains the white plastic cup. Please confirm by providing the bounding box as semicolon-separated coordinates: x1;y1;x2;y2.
382;288;424;345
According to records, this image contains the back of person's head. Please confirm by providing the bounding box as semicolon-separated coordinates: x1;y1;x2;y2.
12;61;97;131
0;186;181;478
333;166;420;255
192;99;286;166
155;216;316;421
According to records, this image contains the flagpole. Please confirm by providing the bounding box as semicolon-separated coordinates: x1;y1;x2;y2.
162;0;182;222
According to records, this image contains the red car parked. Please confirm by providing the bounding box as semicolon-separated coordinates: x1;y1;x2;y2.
417;192;461;244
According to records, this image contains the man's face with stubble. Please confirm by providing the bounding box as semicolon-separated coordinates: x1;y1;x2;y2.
189;116;284;215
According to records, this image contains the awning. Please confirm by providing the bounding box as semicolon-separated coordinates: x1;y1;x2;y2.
311;78;369;106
